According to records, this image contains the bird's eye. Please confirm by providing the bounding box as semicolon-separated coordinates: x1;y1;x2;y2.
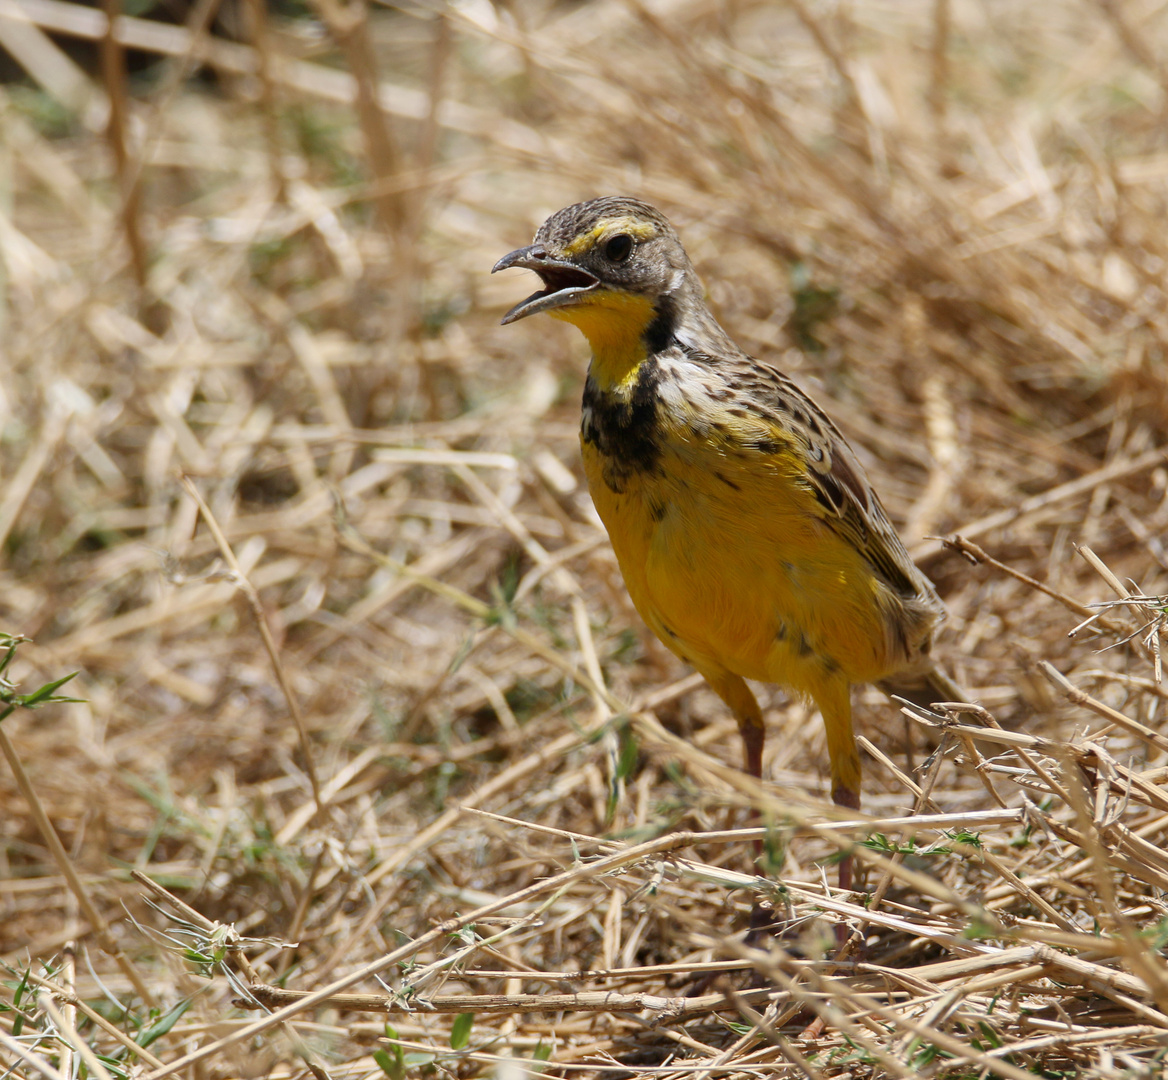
604;234;633;262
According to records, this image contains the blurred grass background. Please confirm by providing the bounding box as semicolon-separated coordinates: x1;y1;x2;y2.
2;0;1168;1075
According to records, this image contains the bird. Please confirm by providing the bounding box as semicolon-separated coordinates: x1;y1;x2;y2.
493;196;963;891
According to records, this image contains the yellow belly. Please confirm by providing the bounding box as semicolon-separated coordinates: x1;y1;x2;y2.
581;436;896;696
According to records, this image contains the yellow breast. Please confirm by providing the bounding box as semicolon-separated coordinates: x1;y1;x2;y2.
581;426;898;696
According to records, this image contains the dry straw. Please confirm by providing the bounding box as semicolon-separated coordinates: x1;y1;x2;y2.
1;0;1168;1077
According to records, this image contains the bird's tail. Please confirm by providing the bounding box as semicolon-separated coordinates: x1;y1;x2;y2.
877;662;967;714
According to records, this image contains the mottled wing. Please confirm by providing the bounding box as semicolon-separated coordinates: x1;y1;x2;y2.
714;353;940;607
789;392;926;602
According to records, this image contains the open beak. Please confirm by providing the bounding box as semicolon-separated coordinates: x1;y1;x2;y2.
492;244;599;324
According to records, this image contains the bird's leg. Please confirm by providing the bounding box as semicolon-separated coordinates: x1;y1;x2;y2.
702;670;780;949
831;783;860;893
740;712;765;783
817;680;862;895
704;669;767;843
806;680;862;954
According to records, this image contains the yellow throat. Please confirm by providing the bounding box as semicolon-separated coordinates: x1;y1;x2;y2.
551;291;657;391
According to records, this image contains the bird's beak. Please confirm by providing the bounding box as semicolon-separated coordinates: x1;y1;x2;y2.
492;244;600;324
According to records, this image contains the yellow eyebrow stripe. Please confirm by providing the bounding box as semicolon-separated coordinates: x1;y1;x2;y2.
563;217;657;256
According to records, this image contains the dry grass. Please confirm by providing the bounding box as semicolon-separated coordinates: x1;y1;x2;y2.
2;0;1168;1076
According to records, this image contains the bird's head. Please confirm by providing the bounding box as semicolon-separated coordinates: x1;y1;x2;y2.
492;197;697;359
